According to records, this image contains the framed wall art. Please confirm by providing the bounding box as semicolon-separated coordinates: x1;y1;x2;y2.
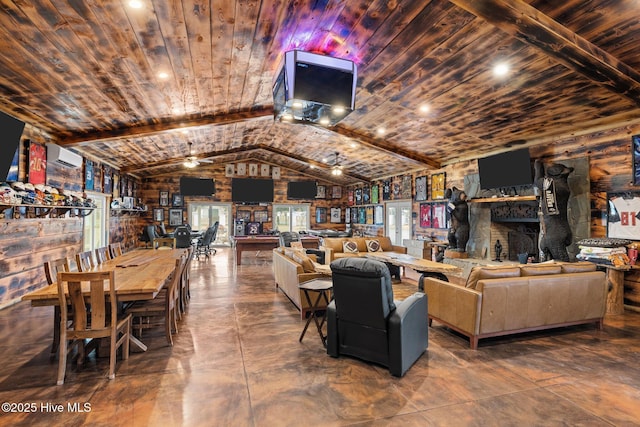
345;207;351;224
382;180;391;200
316;185;326;199
225;164;234;177
272;166;281;179
159;191;169;206
419;203;432;228
371;184;379;204
432;202;448;229
374;205;384;225
260;164;270;177
84;158;94;191
28;141;46;185
153;208;164;222
607;192;640;239
633;135;640;185
330;207;341;223
431;172;446;200
254;210;268;223
331;185;342;199
316;207;327;223
248;163;258;176
237;210;251;221
103;165;112;194
172;193;183;207
236;163;247;176
401;175;412;199
415;176;428;201
169;208;183;226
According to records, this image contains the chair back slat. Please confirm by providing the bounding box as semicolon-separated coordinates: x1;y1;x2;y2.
76;251;95;272
44;258;70;285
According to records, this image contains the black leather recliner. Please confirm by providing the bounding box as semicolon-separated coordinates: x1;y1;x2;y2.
174;226;192;248
140;224;160;248
279;231;325;264
327;257;428;377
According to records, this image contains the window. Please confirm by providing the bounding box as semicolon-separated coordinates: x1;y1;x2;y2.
273;204;310;233
83;193;107;252
188;203;231;245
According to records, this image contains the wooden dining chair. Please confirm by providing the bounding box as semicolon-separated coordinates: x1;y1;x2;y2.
109;242;123;258
126;256;186;346
179;247;195;314
76;251;95;272
56;270;132;385
153;237;176;250
44;257;71;359
95;246;111;264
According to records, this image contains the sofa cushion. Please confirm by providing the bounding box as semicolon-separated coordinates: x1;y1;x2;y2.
343;240;359;254
466;266;521;290
291;251;315;273
378;236;394;251
322;238;346;252
520;265;562;276
560;261;597;273
366;239;382;252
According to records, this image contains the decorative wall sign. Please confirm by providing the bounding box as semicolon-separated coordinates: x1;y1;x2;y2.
354;187;362;205
358;207;366;224
371;184;379;204
347;188;354;205
431;172;446;200
272;166;281;179
392;177;401;199
419;203;432;228
415;176;428;201
260;164;270;177
169;208;183;226
401;175;412;199
351;207;358;223
103;165;112;194
93;163;102;193
316;185;326;199
248;163;258;176
225;164;234;177
382;180;391;200
236;163;247;176
634;135;640;186
28;142;46;185
365;206;374;224
84;159;94;191
330;207;341;223
153;208;164;222
362;185;370;204
345;207;351;224
374;205;384;225
159;191;169;206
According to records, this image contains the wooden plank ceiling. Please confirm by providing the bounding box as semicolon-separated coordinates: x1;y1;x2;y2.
2;0;640;183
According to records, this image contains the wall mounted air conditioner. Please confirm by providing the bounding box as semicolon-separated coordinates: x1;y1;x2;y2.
46;143;83;168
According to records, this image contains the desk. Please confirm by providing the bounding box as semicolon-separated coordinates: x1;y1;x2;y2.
364;252;461;291
298;279;333;347
22;248;186;352
232;235;320;265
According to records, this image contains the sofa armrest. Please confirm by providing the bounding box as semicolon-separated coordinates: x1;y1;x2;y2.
391;245;407;254
388;292;428;377
423;277;482;336
322;246;335;264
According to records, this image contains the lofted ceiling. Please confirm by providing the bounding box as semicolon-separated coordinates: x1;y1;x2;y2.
2;0;640;184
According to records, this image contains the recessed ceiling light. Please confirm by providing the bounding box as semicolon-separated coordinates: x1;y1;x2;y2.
158;71;169;79
419;104;430;113
493;62;509;77
310;165;316;169
350;143;357;148
129;1;143;9
377;128;386;135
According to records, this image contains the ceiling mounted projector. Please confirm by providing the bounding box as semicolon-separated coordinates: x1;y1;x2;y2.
273;50;357;126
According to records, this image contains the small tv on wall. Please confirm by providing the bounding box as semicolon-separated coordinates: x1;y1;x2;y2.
180;177;215;196
287;181;317;200
232;178;274;203
477;148;533;190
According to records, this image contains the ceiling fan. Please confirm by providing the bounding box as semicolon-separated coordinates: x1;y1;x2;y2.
183;142;213;168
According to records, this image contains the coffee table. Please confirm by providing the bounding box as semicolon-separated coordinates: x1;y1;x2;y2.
364;252;461;291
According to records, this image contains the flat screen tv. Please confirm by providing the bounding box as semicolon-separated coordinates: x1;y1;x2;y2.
0;111;25;182
180;177;215;196
232;178;274;203
477;148;533;190
287;180;317;200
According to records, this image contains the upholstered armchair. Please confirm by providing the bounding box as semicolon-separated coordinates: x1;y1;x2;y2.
327;257;428;377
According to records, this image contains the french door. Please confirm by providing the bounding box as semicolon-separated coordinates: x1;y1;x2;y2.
188;203;232;245
273;204;310;233
385;201;412;246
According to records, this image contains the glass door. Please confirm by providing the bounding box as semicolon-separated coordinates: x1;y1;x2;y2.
385;201;412;246
273;204;310;232
188;203;232;245
83;193;107;252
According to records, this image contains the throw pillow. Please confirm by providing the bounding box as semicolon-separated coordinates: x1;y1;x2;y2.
343;241;359;254
465;266;521;290
291;251;315;273
365;239;382;252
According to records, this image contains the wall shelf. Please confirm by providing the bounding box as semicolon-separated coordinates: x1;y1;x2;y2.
0;203;95;219
111;208;147;217
470;195;537;203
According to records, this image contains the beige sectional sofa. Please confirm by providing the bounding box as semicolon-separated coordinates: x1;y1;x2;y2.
424;261;607;349
272;247;330;319
321;236;407;263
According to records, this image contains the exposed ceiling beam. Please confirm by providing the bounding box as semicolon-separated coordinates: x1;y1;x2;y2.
449;0;640;108
57;106;274;147
330;125;441;169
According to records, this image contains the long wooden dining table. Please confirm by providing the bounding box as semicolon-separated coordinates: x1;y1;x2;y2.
22;248;187;352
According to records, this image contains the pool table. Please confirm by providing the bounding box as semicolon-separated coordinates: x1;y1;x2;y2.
232;235;320;265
